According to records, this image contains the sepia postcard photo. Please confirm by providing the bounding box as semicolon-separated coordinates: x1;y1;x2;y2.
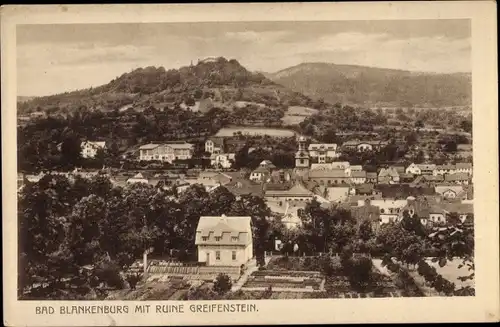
2;2;499;326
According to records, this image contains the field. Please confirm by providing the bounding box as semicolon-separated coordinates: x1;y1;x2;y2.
281;106;319;125
106;276;192;300
234;101;266;109
425;259;474;288
215;126;296;137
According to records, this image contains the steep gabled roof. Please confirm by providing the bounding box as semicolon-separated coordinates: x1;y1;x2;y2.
265;182;313;197
455;163;473;169
309;169;348;179
445;173;470;181
81;141;106;148
310;163;333;171
195;215;252;245
378;167;399;178
417;164;436;171
139;143;160;150
435;185;465;195
435;164;456;170
351;170;367;178
207;137;225;148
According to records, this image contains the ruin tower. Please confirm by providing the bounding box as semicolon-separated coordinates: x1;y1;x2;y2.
295;136;310;168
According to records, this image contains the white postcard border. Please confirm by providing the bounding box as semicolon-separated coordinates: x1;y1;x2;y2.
2;2;498;326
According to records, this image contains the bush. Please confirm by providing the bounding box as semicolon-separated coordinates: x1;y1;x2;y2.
342;255;373;292
213;273;232;295
125;272;142;290
93;261;125;289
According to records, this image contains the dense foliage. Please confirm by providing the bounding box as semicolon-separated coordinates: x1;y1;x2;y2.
269;62;472;108
18;175;283;299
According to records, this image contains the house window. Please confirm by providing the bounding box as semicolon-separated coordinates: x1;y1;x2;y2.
300;159;304;164
231;236;238;242
216;251;221;260
380;209;385;214
232;251;236;261
202;236;208;241
215;237;221;241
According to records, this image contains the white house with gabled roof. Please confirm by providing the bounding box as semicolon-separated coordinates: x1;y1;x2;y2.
81;141;106;159
195;215;253;267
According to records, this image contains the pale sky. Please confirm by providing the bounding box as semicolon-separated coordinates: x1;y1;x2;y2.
17;20;471;96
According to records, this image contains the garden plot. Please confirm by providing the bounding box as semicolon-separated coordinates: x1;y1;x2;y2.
281;106;319;125
242;271;324;292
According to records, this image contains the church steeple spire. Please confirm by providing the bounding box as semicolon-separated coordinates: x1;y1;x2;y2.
295;136;310;168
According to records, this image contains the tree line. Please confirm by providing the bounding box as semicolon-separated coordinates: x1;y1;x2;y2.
18;174;283;299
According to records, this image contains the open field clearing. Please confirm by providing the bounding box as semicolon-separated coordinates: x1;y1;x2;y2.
215;126;296;137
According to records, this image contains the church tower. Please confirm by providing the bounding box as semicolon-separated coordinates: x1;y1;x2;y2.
295;136;310;168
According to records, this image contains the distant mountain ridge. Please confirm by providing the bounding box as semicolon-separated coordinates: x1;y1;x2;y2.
17;57;317;114
266;62;472;108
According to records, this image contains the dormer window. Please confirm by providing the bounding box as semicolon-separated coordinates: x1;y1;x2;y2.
215;236;222;241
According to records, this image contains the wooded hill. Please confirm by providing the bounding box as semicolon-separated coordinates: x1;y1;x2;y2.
18;57;320;115
265;62;472;108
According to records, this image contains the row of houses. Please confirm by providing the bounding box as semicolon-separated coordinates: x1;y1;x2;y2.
352;196;473;228
295;137;390;169
406;162;473;176
250;158;473;187
261;176;473;230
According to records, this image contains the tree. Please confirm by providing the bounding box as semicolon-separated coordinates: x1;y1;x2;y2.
18;175;78;296
376;223;425;267
299;200;355;254
213;273;232;295
444;140;457;153
60;137;82;168
415;120;424;129
126;272;143;290
357;220;374;242
229;194;272;265
342;255;374;292
405;132;418;147
460;119;472;133
208;186;236;216
321;128;338;143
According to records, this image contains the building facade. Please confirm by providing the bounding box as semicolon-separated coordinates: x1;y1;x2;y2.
308;143;339;163
139;142;194;163
195;215;253;267
205;138;225;154
81;141;106;159
405;163;421;175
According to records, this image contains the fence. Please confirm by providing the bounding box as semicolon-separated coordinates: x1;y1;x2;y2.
145;263;241;281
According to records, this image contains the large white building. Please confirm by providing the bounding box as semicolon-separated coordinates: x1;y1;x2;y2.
195;215;253;267
139;142;194;163
308;143;339;163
